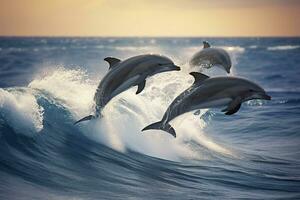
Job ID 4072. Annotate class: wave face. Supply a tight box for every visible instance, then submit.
[0,37,300,199]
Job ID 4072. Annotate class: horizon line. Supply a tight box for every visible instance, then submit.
[0,35,300,38]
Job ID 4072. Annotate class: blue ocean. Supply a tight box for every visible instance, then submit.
[0,37,299,199]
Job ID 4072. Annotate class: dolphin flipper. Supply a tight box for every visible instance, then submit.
[104,57,121,69]
[74,115,94,125]
[222,97,242,115]
[225,103,241,115]
[189,72,209,84]
[142,121,176,138]
[136,80,146,94]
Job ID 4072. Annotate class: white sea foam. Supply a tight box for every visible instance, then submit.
[249,45,258,49]
[29,67,96,118]
[267,45,300,51]
[0,88,44,135]
[220,46,245,53]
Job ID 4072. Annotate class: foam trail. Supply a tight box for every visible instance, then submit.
[0,88,44,135]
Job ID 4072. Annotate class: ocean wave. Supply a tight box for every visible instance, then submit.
[0,88,44,135]
[28,67,96,118]
[1,37,299,200]
[0,67,235,160]
[267,45,300,51]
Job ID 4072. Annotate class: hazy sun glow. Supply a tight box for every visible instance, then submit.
[1,0,300,37]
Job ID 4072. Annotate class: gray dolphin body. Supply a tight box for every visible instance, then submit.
[74,54,180,124]
[189,41,232,73]
[142,72,271,137]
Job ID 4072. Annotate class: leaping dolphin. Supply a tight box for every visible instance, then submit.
[142,72,271,137]
[189,41,232,73]
[74,54,180,124]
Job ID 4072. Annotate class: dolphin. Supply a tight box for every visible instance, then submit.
[74,54,180,124]
[189,41,232,73]
[142,72,271,137]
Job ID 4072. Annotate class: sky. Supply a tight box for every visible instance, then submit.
[1,0,300,37]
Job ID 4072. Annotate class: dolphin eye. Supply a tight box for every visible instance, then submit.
[249,89,254,92]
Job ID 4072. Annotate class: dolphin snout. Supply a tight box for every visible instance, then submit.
[226,68,230,73]
[160,63,181,71]
[249,92,271,101]
[261,93,271,100]
[173,65,181,71]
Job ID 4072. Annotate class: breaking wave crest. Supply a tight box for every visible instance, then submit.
[0,67,235,161]
[0,88,44,135]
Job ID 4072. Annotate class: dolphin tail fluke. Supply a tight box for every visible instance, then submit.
[142,121,176,138]
[74,115,94,125]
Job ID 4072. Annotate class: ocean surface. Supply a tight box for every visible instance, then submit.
[0,37,299,199]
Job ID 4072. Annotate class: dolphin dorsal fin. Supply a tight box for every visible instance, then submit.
[189,72,209,84]
[203,41,211,48]
[104,57,121,69]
